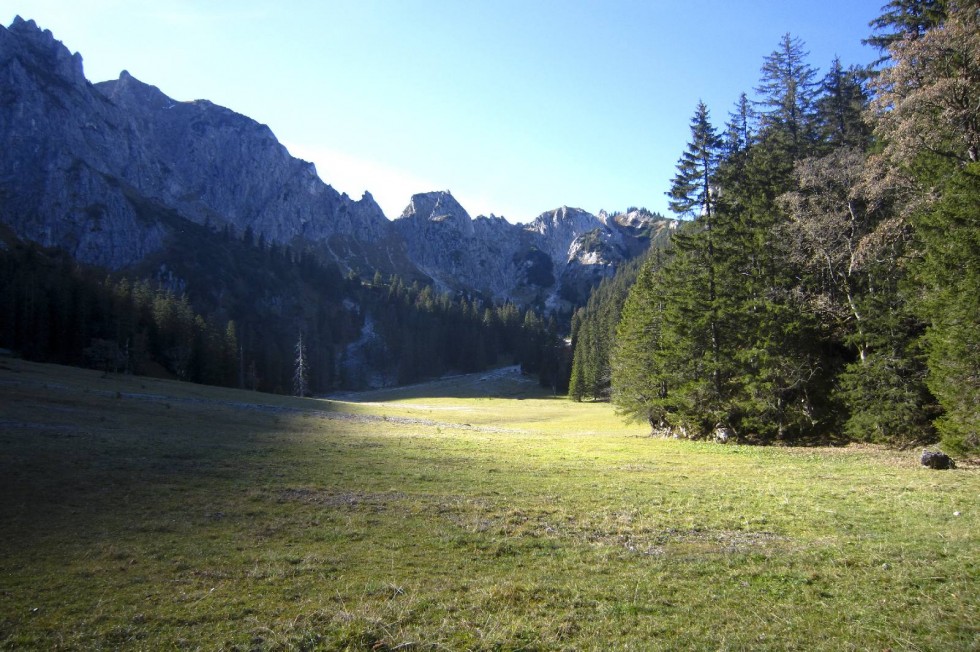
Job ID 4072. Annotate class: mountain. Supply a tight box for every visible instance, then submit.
[0,16,674,309]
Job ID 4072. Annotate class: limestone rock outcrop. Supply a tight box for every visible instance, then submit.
[1,16,674,307]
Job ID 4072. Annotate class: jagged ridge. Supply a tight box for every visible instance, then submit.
[0,16,675,308]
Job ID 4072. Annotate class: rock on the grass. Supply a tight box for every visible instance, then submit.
[920,449,955,470]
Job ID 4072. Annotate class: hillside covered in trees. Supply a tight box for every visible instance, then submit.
[571,1,978,456]
[0,223,566,394]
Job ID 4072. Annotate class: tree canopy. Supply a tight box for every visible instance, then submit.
[596,6,978,455]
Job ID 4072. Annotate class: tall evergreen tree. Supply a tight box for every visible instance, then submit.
[867,0,980,453]
[724,93,755,157]
[569,252,656,402]
[669,101,724,218]
[666,102,727,422]
[912,163,980,453]
[816,57,872,150]
[755,33,821,159]
[864,0,948,55]
[612,255,671,430]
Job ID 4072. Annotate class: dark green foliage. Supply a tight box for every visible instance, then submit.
[608,104,738,437]
[815,58,873,150]
[864,0,948,55]
[754,34,821,159]
[866,2,979,454]
[568,255,647,401]
[609,23,964,447]
[661,103,730,434]
[911,162,980,454]
[837,334,936,445]
[0,226,561,394]
[363,278,555,389]
[779,147,936,444]
[724,93,755,161]
[0,238,240,386]
[611,255,670,428]
[668,101,723,218]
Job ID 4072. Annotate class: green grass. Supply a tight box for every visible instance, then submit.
[1,359,977,650]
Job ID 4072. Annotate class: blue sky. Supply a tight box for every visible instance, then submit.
[11,1,884,222]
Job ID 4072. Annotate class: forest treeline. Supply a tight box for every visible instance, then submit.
[0,224,565,394]
[569,1,978,455]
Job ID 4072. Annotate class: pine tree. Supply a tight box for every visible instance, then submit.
[612,256,671,430]
[568,329,587,401]
[722,93,756,183]
[667,101,724,357]
[755,33,821,159]
[567,253,652,402]
[815,57,872,150]
[864,0,948,56]
[913,162,980,454]
[669,101,724,218]
[663,103,730,434]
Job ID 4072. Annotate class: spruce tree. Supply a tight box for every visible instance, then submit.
[864,0,948,55]
[913,162,980,454]
[568,252,654,402]
[610,103,733,436]
[668,101,724,394]
[815,58,872,150]
[867,0,980,453]
[612,256,670,430]
[669,101,724,218]
[755,33,821,160]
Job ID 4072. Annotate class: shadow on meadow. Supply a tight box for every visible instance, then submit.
[0,358,352,543]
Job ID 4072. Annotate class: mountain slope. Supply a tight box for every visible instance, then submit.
[0,16,673,307]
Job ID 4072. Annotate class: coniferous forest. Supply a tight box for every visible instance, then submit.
[0,224,564,395]
[571,2,978,455]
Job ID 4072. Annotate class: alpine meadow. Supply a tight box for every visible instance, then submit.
[1,1,979,650]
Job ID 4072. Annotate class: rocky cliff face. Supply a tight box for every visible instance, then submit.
[393,193,672,307]
[0,17,166,268]
[0,16,413,276]
[0,16,673,308]
[393,191,529,299]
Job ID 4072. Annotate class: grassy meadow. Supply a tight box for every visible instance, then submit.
[0,359,977,650]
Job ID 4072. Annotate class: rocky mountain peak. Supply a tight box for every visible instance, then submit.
[3,16,85,86]
[398,190,474,237]
[1,17,666,311]
[525,206,604,270]
[98,70,175,111]
[529,206,601,235]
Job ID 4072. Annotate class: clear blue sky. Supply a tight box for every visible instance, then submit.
[10,1,884,222]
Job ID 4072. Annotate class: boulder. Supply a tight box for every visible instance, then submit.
[920,449,955,470]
